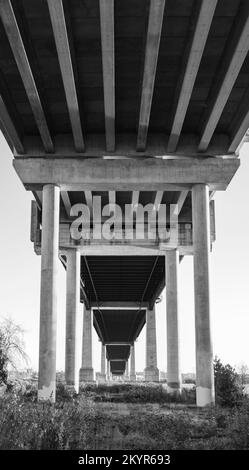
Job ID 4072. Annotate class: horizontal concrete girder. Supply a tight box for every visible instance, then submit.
[104,342,133,346]
[36,243,193,257]
[59,224,193,255]
[92,302,148,309]
[13,157,240,192]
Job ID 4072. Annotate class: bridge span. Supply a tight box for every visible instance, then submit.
[0,0,247,405]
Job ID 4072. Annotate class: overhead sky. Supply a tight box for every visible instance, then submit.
[0,132,248,374]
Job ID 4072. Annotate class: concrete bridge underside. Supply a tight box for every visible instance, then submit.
[0,0,248,405]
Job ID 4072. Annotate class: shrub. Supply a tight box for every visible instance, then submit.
[214,357,243,407]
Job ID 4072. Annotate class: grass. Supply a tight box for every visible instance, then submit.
[0,382,249,450]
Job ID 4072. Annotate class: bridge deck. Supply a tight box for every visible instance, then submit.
[0,0,248,157]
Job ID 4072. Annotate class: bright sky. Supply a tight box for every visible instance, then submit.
[0,132,248,374]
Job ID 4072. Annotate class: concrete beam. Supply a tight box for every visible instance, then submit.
[13,157,240,192]
[61,191,71,218]
[0,0,54,152]
[47,0,84,152]
[131,191,139,217]
[0,94,24,153]
[17,132,234,158]
[198,4,249,152]
[228,85,249,154]
[69,233,193,256]
[33,243,193,257]
[99,0,115,151]
[153,191,163,211]
[110,358,127,362]
[168,0,217,152]
[92,302,148,309]
[137,0,165,150]
[175,190,189,215]
[109,190,116,208]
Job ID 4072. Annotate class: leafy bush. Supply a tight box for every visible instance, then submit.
[214,357,243,407]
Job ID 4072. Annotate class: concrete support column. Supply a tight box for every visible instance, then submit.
[166,249,181,394]
[107,360,110,381]
[124,360,129,381]
[192,184,214,406]
[65,249,80,389]
[101,343,106,380]
[130,343,136,381]
[79,306,94,383]
[38,184,60,402]
[144,307,159,382]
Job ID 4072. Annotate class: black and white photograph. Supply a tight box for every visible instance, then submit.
[0,0,249,464]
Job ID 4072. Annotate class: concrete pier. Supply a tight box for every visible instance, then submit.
[65,249,80,389]
[130,343,136,381]
[144,307,159,382]
[166,249,181,394]
[38,184,60,402]
[192,184,215,406]
[124,360,129,381]
[100,343,106,381]
[79,307,94,383]
[107,360,110,380]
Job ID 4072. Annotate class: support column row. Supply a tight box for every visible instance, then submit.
[37,183,214,407]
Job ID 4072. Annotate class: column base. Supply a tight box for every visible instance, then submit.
[130,374,136,382]
[96,372,106,384]
[196,386,215,407]
[38,381,56,403]
[64,384,78,395]
[167,381,181,395]
[144,367,159,382]
[79,367,94,383]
